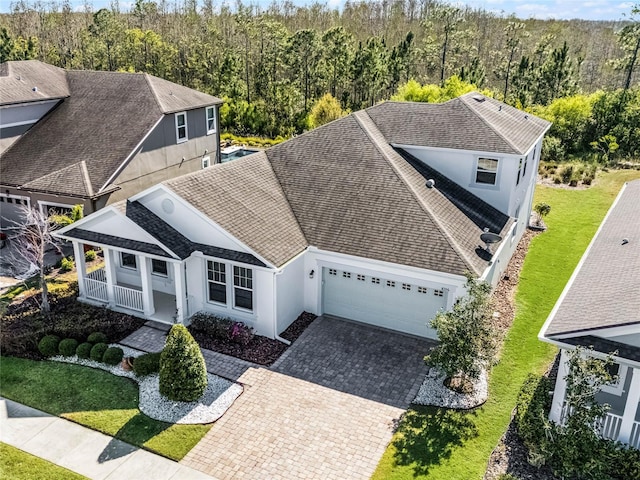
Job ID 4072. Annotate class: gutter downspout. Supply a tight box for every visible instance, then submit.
[272,269,291,346]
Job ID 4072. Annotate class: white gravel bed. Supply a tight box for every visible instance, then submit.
[50,344,243,424]
[413,367,488,409]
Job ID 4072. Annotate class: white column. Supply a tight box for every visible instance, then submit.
[549,349,570,423]
[72,242,86,297]
[618,367,640,445]
[140,257,155,317]
[173,261,186,324]
[103,249,117,306]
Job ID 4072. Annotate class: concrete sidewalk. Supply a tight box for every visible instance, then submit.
[0,397,216,480]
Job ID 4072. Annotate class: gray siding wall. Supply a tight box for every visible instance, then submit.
[107,106,220,204]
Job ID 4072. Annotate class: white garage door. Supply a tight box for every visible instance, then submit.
[322,267,447,339]
[0,195,29,228]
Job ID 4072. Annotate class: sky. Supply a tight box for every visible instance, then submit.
[2,0,634,21]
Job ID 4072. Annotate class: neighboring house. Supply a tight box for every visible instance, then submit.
[54,93,550,341]
[0,60,222,228]
[539,179,640,450]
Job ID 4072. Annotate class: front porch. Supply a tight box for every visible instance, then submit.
[73,242,187,325]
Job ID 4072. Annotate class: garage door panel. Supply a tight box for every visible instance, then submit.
[322,267,445,339]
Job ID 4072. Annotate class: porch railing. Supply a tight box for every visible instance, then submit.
[85,278,108,302]
[631,421,640,449]
[114,285,143,312]
[87,268,106,282]
[561,403,634,448]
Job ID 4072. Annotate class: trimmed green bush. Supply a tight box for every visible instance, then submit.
[76,342,93,359]
[133,351,162,377]
[59,257,74,272]
[84,250,96,261]
[58,338,79,357]
[514,374,552,450]
[102,346,124,365]
[159,325,207,402]
[89,342,108,362]
[37,335,61,357]
[189,313,233,341]
[87,332,108,344]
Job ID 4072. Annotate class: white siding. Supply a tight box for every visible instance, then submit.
[81,209,165,246]
[275,253,306,334]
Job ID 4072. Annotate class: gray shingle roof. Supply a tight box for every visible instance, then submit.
[164,152,307,268]
[366,92,550,156]
[543,180,640,337]
[0,61,222,198]
[64,228,172,257]
[0,60,69,106]
[560,335,640,363]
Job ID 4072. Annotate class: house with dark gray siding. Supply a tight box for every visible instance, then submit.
[0,60,222,227]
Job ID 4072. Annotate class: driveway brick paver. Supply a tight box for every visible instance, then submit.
[272,315,436,408]
[181,367,403,480]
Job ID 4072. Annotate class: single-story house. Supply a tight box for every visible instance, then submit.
[54,92,550,340]
[0,60,222,228]
[539,179,640,449]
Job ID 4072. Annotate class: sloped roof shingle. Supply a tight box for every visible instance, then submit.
[0,60,69,106]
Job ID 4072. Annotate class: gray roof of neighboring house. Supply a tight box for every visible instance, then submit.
[165,152,308,268]
[0,61,222,198]
[366,92,551,156]
[543,180,640,338]
[0,60,70,106]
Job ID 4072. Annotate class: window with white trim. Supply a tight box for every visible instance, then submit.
[418,286,428,294]
[371,277,380,284]
[516,158,523,186]
[523,154,528,176]
[233,266,253,311]
[343,271,351,279]
[386,280,396,287]
[402,283,411,291]
[602,363,628,396]
[120,252,137,270]
[206,106,217,135]
[175,112,188,143]
[152,259,168,276]
[207,261,227,304]
[328,268,337,275]
[202,155,211,169]
[476,158,498,185]
[357,274,365,281]
[434,289,444,297]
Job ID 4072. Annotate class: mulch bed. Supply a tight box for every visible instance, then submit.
[190,312,317,366]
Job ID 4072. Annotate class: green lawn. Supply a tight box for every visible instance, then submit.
[0,442,88,480]
[0,356,211,461]
[372,170,640,480]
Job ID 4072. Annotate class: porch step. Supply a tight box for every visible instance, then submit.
[144,320,172,333]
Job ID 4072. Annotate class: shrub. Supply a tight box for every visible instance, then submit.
[59,257,74,272]
[559,164,574,183]
[87,332,108,344]
[76,342,93,359]
[230,321,254,347]
[37,335,61,357]
[90,342,108,362]
[497,475,519,480]
[58,338,79,357]
[542,136,565,162]
[159,325,208,401]
[189,313,233,341]
[133,351,162,376]
[102,346,124,365]
[514,374,553,450]
[85,250,96,261]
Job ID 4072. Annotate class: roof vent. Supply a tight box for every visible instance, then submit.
[622,238,629,245]
[524,114,529,120]
[498,105,502,111]
[426,179,436,188]
[32,86,37,92]
[472,95,485,102]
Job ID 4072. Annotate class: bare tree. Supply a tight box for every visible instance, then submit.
[6,205,61,314]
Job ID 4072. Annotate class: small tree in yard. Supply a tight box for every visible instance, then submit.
[159,324,208,402]
[425,273,496,393]
[6,205,60,314]
[533,202,551,226]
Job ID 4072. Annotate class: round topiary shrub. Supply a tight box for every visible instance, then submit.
[38,335,61,357]
[102,346,124,365]
[76,342,93,359]
[58,338,79,357]
[133,351,162,377]
[90,342,108,362]
[159,325,207,402]
[87,332,108,344]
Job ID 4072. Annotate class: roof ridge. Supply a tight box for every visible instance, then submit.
[142,73,164,113]
[458,94,521,155]
[79,160,94,197]
[353,110,477,274]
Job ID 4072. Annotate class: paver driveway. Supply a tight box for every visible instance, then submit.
[182,316,436,479]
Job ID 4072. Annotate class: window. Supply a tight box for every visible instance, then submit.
[371,277,380,284]
[202,155,211,169]
[516,158,523,186]
[152,259,168,276]
[434,289,444,297]
[207,261,227,304]
[418,286,428,294]
[328,268,337,276]
[121,252,137,270]
[357,274,365,281]
[602,364,628,395]
[402,283,411,291]
[386,280,396,288]
[206,106,216,135]
[476,158,498,185]
[343,271,351,279]
[233,266,253,310]
[175,112,188,143]
[523,154,528,176]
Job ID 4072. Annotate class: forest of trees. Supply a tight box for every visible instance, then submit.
[1,0,639,157]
